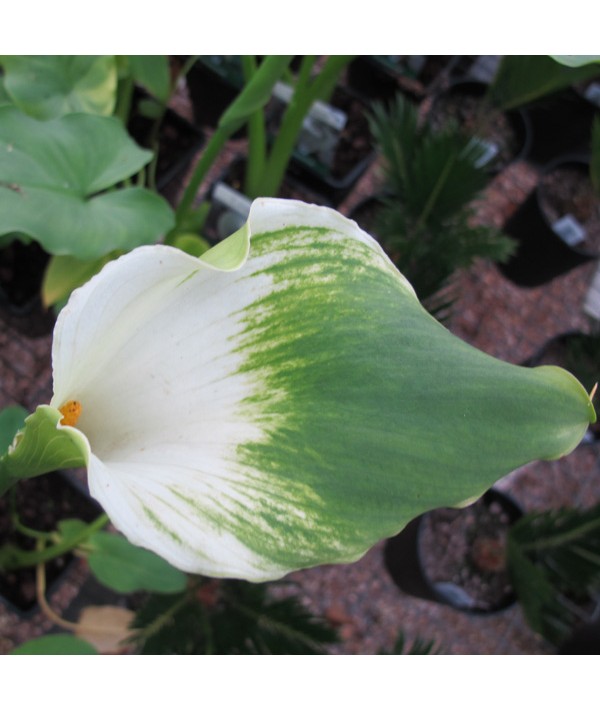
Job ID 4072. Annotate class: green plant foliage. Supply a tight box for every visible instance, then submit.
[0,56,118,120]
[0,406,27,454]
[87,532,188,594]
[41,253,116,309]
[131,580,337,654]
[368,95,514,314]
[488,55,600,111]
[218,55,293,133]
[10,634,98,655]
[127,56,171,104]
[380,630,441,655]
[0,106,174,259]
[507,503,600,646]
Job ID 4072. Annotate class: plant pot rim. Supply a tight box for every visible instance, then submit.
[384,487,523,615]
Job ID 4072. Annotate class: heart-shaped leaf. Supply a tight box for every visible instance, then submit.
[0,55,118,119]
[88,531,188,594]
[0,106,174,258]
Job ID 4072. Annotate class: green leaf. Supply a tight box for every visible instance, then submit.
[10,634,98,655]
[58,518,91,541]
[550,55,600,68]
[0,405,89,496]
[0,106,174,259]
[218,55,293,133]
[171,233,211,258]
[42,253,115,308]
[0,56,118,120]
[488,55,600,111]
[87,532,188,594]
[128,56,170,104]
[0,405,28,454]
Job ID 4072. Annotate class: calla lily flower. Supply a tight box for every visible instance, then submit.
[10,199,594,581]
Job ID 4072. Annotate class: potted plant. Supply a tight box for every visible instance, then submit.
[498,148,600,287]
[346,55,464,104]
[426,79,532,172]
[351,94,515,318]
[0,56,179,322]
[485,55,600,165]
[507,502,600,651]
[383,488,523,614]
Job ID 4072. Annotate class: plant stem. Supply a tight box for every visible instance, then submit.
[0,512,109,571]
[175,126,230,224]
[241,56,267,199]
[146,55,200,192]
[114,74,134,124]
[258,55,353,199]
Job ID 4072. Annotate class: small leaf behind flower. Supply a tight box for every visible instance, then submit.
[87,531,188,594]
[0,405,28,454]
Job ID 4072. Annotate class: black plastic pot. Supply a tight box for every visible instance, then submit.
[128,91,205,205]
[347,55,464,104]
[525,87,598,166]
[428,80,532,173]
[185,56,246,137]
[383,488,523,615]
[498,157,599,287]
[558,620,600,654]
[0,240,55,338]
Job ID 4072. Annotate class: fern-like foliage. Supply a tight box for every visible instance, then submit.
[379,630,442,655]
[367,95,514,317]
[129,578,337,654]
[507,504,600,647]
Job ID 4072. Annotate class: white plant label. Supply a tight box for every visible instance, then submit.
[273,82,347,166]
[473,139,500,168]
[552,214,587,247]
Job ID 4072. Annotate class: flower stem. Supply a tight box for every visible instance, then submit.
[0,512,109,571]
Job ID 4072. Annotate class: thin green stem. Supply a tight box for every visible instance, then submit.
[259,55,353,198]
[175,126,230,224]
[114,74,134,124]
[0,513,109,571]
[241,56,267,198]
[146,55,200,192]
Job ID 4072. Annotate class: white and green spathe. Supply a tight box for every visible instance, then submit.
[9,199,595,581]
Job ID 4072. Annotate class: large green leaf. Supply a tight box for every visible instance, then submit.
[488,55,600,110]
[87,531,188,594]
[0,56,118,119]
[0,106,174,258]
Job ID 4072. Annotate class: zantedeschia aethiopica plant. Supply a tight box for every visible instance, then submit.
[0,199,595,581]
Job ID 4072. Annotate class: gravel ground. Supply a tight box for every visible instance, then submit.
[1,70,599,655]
